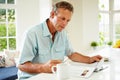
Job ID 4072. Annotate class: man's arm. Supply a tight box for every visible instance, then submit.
[68,52,102,64]
[18,60,62,73]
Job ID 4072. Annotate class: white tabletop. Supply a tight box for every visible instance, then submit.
[27,47,120,80]
[27,71,110,80]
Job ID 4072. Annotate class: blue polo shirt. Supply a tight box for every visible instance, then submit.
[18,19,74,79]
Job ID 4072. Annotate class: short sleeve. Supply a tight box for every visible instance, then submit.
[64,32,75,56]
[19,31,37,64]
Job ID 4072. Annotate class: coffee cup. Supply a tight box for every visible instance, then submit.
[52,63,68,80]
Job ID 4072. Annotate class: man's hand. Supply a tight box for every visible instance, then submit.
[42,60,62,73]
[90,55,102,63]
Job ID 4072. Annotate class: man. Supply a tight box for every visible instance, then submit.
[18,1,102,80]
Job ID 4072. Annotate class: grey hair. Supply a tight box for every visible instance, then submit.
[53,1,74,13]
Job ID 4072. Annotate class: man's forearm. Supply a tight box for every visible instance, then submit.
[18,62,50,73]
[68,52,91,64]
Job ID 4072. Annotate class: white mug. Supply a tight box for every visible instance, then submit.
[52,63,68,80]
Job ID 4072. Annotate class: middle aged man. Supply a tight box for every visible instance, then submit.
[18,1,102,80]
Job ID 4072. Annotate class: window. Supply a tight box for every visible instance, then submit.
[99,0,120,46]
[0,0,16,51]
[114,0,120,40]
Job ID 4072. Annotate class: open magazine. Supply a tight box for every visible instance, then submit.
[68,58,104,78]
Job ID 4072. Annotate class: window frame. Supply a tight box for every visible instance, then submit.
[99,0,120,45]
[0,0,17,51]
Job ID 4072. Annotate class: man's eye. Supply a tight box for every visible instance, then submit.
[67,20,70,22]
[61,18,65,20]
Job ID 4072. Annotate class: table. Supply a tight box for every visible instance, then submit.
[27,47,120,80]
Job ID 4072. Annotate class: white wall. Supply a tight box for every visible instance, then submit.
[17,0,52,49]
[82,0,99,52]
[17,0,99,53]
[39,0,52,22]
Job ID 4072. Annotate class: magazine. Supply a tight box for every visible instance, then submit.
[68,58,104,78]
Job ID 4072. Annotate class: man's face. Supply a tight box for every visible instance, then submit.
[53,8,72,32]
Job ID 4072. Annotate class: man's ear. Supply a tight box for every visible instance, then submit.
[50,11,55,18]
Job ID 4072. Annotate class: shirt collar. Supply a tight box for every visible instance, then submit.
[42,19,51,37]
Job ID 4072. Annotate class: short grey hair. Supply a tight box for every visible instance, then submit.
[53,1,74,13]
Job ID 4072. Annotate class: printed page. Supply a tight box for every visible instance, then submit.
[94,58,104,72]
[68,65,95,78]
[68,58,104,78]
